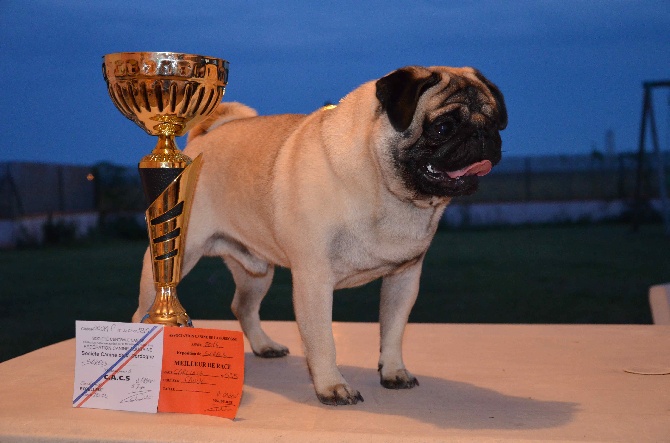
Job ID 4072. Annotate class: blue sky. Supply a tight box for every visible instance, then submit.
[0,0,668,166]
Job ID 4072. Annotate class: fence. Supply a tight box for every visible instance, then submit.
[0,162,146,247]
[0,162,96,218]
[0,152,668,245]
[460,152,668,204]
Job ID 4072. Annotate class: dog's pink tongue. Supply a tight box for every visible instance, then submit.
[446,160,493,179]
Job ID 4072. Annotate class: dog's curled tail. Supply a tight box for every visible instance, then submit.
[187,102,258,142]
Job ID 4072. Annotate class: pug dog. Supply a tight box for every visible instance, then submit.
[134,66,507,405]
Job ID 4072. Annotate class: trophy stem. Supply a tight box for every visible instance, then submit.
[154,133,180,156]
[140,135,191,169]
[138,153,203,328]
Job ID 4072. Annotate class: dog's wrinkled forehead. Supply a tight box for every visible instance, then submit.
[425,69,497,124]
[375,66,507,133]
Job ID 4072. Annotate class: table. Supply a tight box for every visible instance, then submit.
[1,320,669,442]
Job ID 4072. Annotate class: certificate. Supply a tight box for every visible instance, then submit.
[72,321,164,413]
[159,327,245,419]
[72,322,244,418]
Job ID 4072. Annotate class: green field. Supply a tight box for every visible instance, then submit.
[1,223,668,362]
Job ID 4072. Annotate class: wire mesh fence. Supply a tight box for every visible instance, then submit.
[459,152,669,204]
[1,152,668,218]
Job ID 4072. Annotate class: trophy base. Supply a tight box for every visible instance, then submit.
[141,286,193,327]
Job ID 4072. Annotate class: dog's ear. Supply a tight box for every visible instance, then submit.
[472,69,507,130]
[376,67,441,133]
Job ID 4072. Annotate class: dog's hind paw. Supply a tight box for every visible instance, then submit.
[253,345,289,358]
[317,384,364,406]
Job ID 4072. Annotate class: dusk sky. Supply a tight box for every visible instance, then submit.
[1,0,669,166]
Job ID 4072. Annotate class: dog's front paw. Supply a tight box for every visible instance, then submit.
[379,367,419,389]
[316,384,364,405]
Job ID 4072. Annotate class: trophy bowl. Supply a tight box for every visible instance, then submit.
[102,52,229,137]
[102,52,229,327]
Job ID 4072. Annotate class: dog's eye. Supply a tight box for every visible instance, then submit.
[426,118,455,140]
[435,122,452,136]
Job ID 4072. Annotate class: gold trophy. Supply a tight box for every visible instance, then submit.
[102,52,229,326]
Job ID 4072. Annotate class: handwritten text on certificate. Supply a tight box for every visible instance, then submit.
[72,321,164,413]
[159,328,245,419]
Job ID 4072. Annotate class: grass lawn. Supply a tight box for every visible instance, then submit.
[1,223,667,362]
